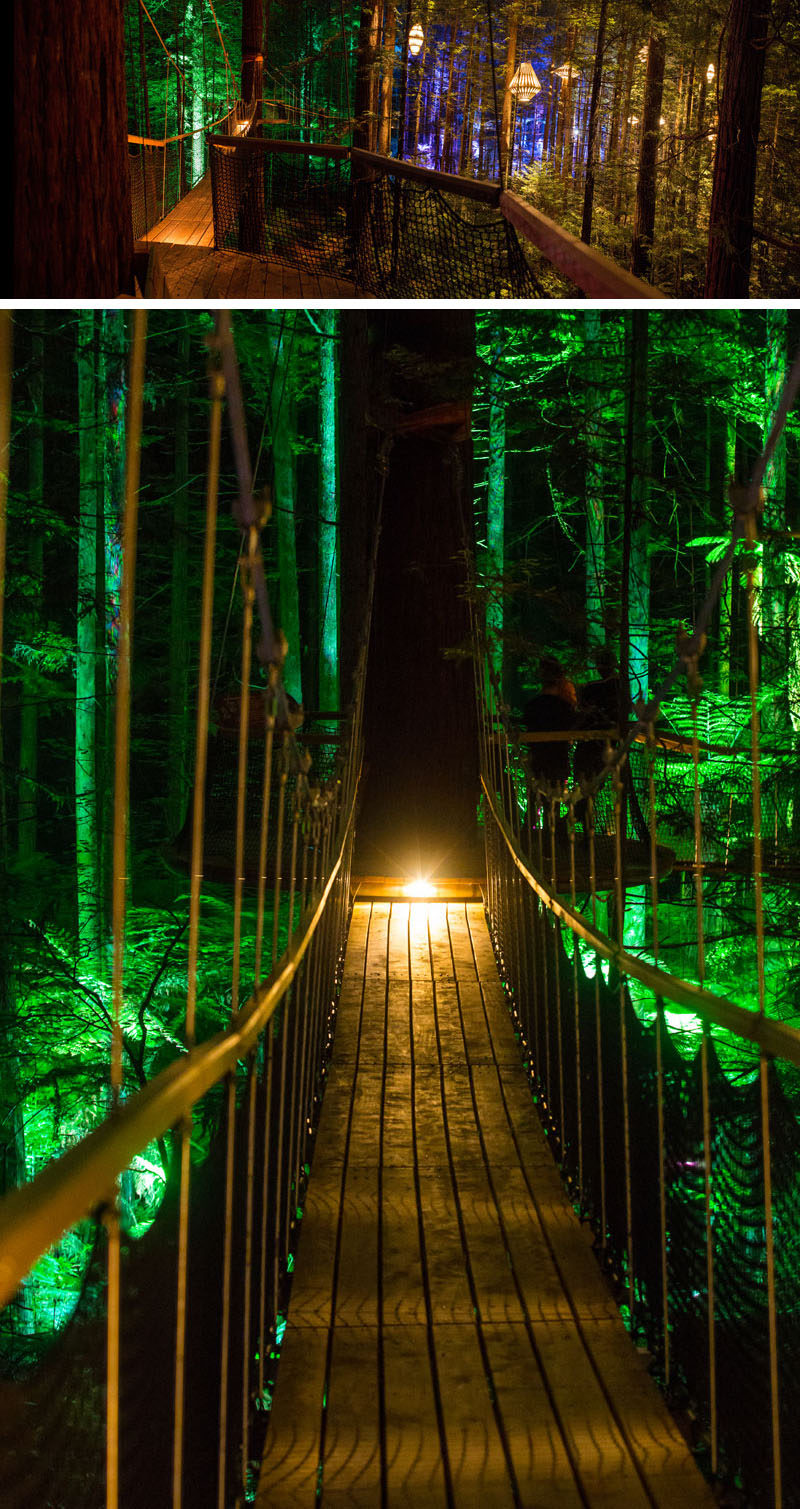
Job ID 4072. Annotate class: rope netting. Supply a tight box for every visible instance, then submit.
[208,140,544,297]
[477,344,800,1506]
[130,99,256,240]
[0,315,386,1507]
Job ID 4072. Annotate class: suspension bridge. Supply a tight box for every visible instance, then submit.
[2,314,799,1509]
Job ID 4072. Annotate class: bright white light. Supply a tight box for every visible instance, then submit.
[404,879,435,899]
[706,62,715,82]
[409,23,424,56]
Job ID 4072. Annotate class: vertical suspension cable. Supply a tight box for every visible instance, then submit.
[646,720,669,1386]
[107,310,147,1509]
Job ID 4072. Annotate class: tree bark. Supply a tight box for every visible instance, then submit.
[14,0,134,295]
[378,3,398,156]
[631,23,667,281]
[500,4,521,185]
[269,322,303,704]
[581,0,609,244]
[319,311,339,714]
[486,318,506,687]
[167,317,191,836]
[584,311,606,651]
[628,312,651,705]
[18,317,44,864]
[76,314,101,965]
[353,0,382,153]
[704,0,770,296]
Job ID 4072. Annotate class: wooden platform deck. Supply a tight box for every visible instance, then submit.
[257,900,715,1509]
[136,174,364,298]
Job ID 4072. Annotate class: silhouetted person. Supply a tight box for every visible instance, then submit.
[574,649,620,829]
[522,657,577,792]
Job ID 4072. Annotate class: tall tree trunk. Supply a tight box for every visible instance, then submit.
[378,3,398,155]
[581,0,609,244]
[631,19,667,280]
[76,314,101,966]
[486,318,506,688]
[704,0,770,296]
[14,0,134,295]
[353,0,382,153]
[269,321,302,704]
[627,313,651,706]
[500,4,521,185]
[761,308,788,738]
[584,311,606,651]
[458,24,479,174]
[18,317,45,864]
[167,317,191,835]
[319,311,339,714]
[99,313,126,949]
[718,409,736,699]
[242,0,264,122]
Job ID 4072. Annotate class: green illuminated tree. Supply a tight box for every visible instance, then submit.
[76,314,101,968]
[318,309,339,712]
[269,317,303,704]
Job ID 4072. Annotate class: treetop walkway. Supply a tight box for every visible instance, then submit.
[1,314,798,1509]
[130,103,665,302]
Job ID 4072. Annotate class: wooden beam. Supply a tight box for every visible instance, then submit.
[207,135,350,160]
[351,147,502,204]
[499,191,667,299]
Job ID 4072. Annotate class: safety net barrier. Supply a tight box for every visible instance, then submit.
[207,138,657,299]
[0,313,382,1508]
[474,346,800,1509]
[129,98,256,242]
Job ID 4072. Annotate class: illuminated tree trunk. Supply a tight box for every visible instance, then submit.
[241,0,263,116]
[718,411,736,699]
[761,308,788,737]
[378,3,397,156]
[625,312,651,707]
[500,3,521,185]
[486,317,506,687]
[440,27,458,173]
[319,311,339,713]
[167,317,191,835]
[584,311,606,651]
[76,314,101,965]
[353,0,382,152]
[613,41,637,222]
[457,24,479,174]
[18,317,44,864]
[581,0,609,244]
[14,0,134,295]
[704,0,770,296]
[631,20,667,281]
[269,322,302,704]
[99,313,126,946]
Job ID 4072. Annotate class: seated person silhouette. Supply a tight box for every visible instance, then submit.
[522,657,577,795]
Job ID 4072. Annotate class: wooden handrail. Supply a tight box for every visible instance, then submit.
[208,135,349,160]
[499,191,667,300]
[350,148,501,205]
[0,786,357,1309]
[482,774,800,1066]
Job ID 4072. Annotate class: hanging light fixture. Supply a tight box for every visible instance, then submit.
[554,62,579,82]
[509,61,541,102]
[638,44,649,62]
[706,61,715,82]
[408,22,424,56]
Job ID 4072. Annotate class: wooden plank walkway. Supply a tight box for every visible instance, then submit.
[257,900,716,1509]
[136,174,364,298]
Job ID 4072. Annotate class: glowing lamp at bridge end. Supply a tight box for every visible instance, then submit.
[403,878,436,899]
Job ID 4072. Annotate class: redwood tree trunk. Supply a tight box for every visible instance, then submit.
[631,24,666,280]
[704,0,770,296]
[14,0,134,295]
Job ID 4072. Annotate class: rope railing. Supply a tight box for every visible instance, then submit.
[0,316,384,1509]
[206,137,661,299]
[474,355,800,1509]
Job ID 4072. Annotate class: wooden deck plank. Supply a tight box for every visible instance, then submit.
[258,900,716,1509]
[133,241,368,300]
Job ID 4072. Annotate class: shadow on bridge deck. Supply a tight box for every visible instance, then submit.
[258,900,715,1508]
[134,175,365,299]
